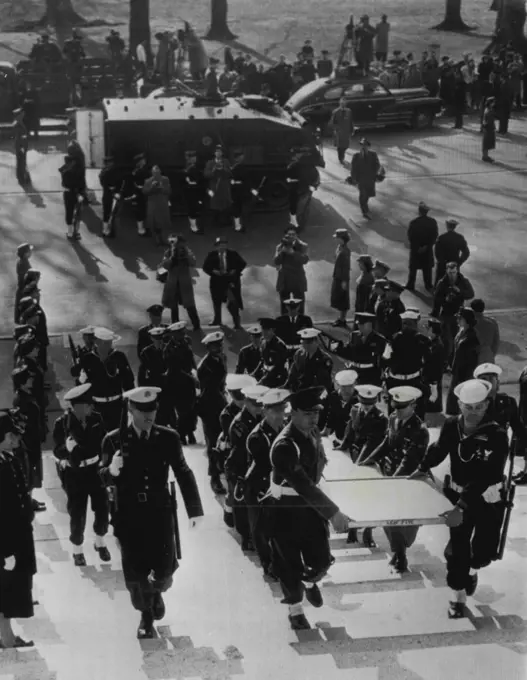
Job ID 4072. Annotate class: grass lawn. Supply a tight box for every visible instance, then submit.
[0,0,497,65]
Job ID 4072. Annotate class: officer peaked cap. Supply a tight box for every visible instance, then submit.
[289,386,327,411]
[147,304,164,316]
[64,383,93,405]
[123,386,162,411]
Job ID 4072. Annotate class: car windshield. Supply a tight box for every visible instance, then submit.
[286,79,329,108]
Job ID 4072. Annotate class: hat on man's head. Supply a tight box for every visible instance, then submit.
[357,254,373,267]
[335,369,358,387]
[400,310,420,321]
[454,378,492,404]
[333,228,351,243]
[79,326,95,336]
[446,218,459,228]
[359,137,371,147]
[123,386,162,411]
[388,385,422,406]
[134,152,146,162]
[418,201,430,212]
[14,324,36,340]
[15,333,38,356]
[427,318,441,333]
[283,294,302,306]
[247,324,262,335]
[242,385,269,402]
[209,57,220,65]
[0,409,26,440]
[93,327,121,342]
[64,383,93,406]
[17,243,33,257]
[259,318,277,330]
[13,107,23,116]
[458,307,476,327]
[355,312,376,324]
[473,363,502,379]
[12,365,32,387]
[168,321,186,332]
[18,296,37,313]
[22,281,39,297]
[374,259,390,273]
[214,236,227,246]
[355,384,383,403]
[148,326,167,338]
[259,388,290,407]
[297,328,321,340]
[226,374,257,392]
[202,331,224,345]
[288,386,327,411]
[386,281,405,294]
[147,304,164,316]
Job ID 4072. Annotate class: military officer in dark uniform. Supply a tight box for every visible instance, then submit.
[130,153,149,236]
[412,379,509,618]
[434,218,470,285]
[13,108,29,185]
[0,409,37,649]
[360,386,429,573]
[70,326,97,384]
[320,369,358,441]
[78,327,135,432]
[334,312,387,385]
[100,387,204,639]
[230,149,250,233]
[385,309,431,419]
[267,387,351,630]
[182,150,203,235]
[235,325,263,375]
[197,331,228,494]
[137,327,176,429]
[59,145,86,240]
[52,384,110,566]
[137,304,167,359]
[376,280,406,341]
[245,388,290,577]
[275,294,313,349]
[286,146,320,229]
[424,318,445,413]
[163,321,198,443]
[286,328,333,393]
[254,318,290,388]
[405,201,438,292]
[516,364,527,485]
[225,384,268,550]
[99,155,123,238]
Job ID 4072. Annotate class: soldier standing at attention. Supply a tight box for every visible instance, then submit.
[130,153,150,237]
[286,328,333,393]
[412,379,509,618]
[267,387,351,630]
[424,318,446,413]
[70,326,97,384]
[235,325,263,375]
[184,150,204,234]
[360,386,429,573]
[100,387,203,639]
[13,108,29,185]
[197,331,228,495]
[334,312,386,385]
[52,384,110,567]
[405,201,438,293]
[99,155,122,238]
[137,305,167,360]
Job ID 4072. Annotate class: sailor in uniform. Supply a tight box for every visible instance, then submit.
[334,312,387,385]
[235,325,263,376]
[253,318,290,388]
[286,328,333,393]
[274,294,313,349]
[321,369,358,443]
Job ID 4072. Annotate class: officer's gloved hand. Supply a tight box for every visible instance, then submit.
[4,555,16,571]
[65,436,77,453]
[109,451,123,477]
[331,510,352,534]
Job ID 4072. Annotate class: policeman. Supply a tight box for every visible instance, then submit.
[376,280,406,341]
[334,312,387,385]
[100,387,204,639]
[385,309,431,419]
[184,150,204,234]
[163,321,198,444]
[52,384,110,566]
[254,318,290,388]
[286,146,320,229]
[225,384,268,551]
[235,325,263,375]
[424,318,445,413]
[275,294,314,348]
[197,331,228,495]
[13,108,29,185]
[130,153,149,236]
[59,145,86,240]
[413,379,509,618]
[286,328,333,393]
[231,148,249,233]
[360,386,429,573]
[473,363,526,459]
[245,388,290,577]
[0,409,36,650]
[79,327,135,432]
[99,155,123,238]
[268,387,351,630]
[321,369,358,442]
[137,304,167,359]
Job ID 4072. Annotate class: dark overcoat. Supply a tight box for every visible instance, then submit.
[203,248,246,310]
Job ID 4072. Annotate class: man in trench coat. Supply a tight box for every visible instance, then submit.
[203,237,246,328]
[330,98,354,164]
[406,201,438,293]
[348,138,381,218]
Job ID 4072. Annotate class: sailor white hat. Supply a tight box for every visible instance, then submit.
[473,363,502,378]
[93,327,121,342]
[388,385,422,404]
[454,379,492,404]
[63,383,92,403]
[79,326,95,335]
[247,324,262,335]
[284,293,302,305]
[400,310,420,321]
[168,321,186,332]
[297,327,321,340]
[148,326,167,337]
[123,386,162,407]
[259,388,290,406]
[203,331,224,345]
[335,369,358,386]
[242,385,269,401]
[355,384,383,401]
[226,374,257,391]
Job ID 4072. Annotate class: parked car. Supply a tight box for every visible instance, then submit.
[285,77,442,134]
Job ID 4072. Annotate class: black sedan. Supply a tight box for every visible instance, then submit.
[285,77,442,133]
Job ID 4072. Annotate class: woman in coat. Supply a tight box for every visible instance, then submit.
[273,227,309,314]
[160,234,200,329]
[143,165,172,246]
[355,254,374,315]
[330,228,351,327]
[482,97,496,163]
[445,307,480,415]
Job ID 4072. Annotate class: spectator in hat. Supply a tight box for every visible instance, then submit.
[348,138,382,219]
[235,326,263,375]
[355,254,374,315]
[300,39,315,60]
[424,319,445,413]
[204,146,234,227]
[445,308,480,415]
[434,218,470,284]
[143,165,171,247]
[203,237,246,328]
[331,229,352,327]
[481,97,497,163]
[375,15,390,63]
[317,50,333,78]
[160,234,200,328]
[275,295,313,348]
[274,227,309,315]
[470,298,500,363]
[330,97,354,165]
[354,15,376,73]
[14,244,33,324]
[406,201,438,293]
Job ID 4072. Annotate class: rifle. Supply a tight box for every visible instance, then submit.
[170,480,182,560]
[68,333,80,366]
[496,448,516,561]
[108,398,129,512]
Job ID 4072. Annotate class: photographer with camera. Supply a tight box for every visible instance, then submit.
[160,234,200,329]
[273,228,309,315]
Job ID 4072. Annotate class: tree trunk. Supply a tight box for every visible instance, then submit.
[205,0,237,41]
[494,0,527,50]
[45,0,86,26]
[129,0,152,64]
[433,0,471,32]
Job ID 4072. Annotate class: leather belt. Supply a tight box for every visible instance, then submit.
[389,370,421,380]
[451,481,501,503]
[93,395,121,403]
[348,362,374,369]
[62,455,99,469]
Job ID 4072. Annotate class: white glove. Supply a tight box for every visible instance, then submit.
[79,369,88,384]
[109,451,123,477]
[65,437,77,453]
[251,188,258,196]
[382,344,393,360]
[189,516,204,530]
[58,459,69,470]
[430,385,438,401]
[4,555,16,571]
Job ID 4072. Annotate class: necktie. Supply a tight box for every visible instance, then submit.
[140,431,148,442]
